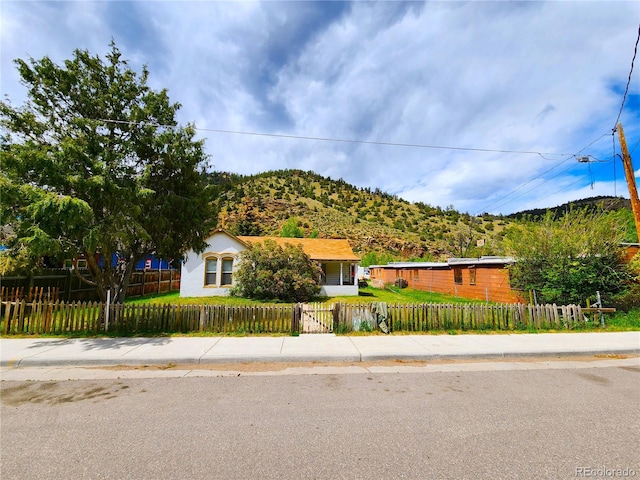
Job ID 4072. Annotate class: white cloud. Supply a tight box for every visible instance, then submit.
[2,1,639,215]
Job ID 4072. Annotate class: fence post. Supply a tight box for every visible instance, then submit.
[596,291,605,327]
[104,290,110,333]
[141,270,146,297]
[27,271,35,302]
[199,305,205,332]
[2,301,12,335]
[332,303,341,332]
[65,269,72,302]
[291,304,300,335]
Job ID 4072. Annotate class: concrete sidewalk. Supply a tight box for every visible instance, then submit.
[1,331,638,368]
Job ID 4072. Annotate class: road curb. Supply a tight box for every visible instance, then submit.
[3,348,638,368]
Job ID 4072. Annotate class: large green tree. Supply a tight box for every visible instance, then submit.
[231,240,322,302]
[502,209,632,304]
[0,42,214,303]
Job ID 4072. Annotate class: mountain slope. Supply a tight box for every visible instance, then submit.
[207,170,637,260]
[208,170,509,260]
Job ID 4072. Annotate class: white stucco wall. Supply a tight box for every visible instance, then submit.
[180,232,246,297]
[180,232,361,298]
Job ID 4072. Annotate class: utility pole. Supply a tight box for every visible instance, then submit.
[617,122,640,241]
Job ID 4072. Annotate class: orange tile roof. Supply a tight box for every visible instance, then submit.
[237,236,360,262]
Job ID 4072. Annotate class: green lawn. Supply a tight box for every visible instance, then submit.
[317,286,479,305]
[125,286,479,306]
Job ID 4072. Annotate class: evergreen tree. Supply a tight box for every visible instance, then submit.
[0,42,214,303]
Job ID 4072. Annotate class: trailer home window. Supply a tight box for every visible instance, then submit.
[453,267,463,285]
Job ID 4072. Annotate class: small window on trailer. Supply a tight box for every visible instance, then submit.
[453,267,462,285]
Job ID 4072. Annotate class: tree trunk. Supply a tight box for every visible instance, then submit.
[112,254,136,304]
[71,250,138,304]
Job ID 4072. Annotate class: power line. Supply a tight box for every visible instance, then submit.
[611,22,640,197]
[518,175,588,213]
[479,162,579,215]
[92,118,628,215]
[95,118,569,157]
[99,116,604,215]
[194,127,568,156]
[474,157,574,214]
[473,133,610,215]
[613,23,640,129]
[613,131,618,197]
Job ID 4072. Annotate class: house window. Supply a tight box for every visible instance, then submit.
[221,258,233,285]
[205,259,217,286]
[413,269,419,281]
[469,267,476,285]
[453,267,462,285]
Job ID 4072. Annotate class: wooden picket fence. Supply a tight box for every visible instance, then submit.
[1,300,295,335]
[1,286,60,302]
[334,302,588,333]
[1,299,596,336]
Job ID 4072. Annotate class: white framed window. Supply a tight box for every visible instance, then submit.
[221,258,233,286]
[205,258,217,286]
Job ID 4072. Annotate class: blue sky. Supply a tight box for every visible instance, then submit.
[1,1,639,215]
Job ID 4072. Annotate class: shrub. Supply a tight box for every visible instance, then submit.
[503,209,632,305]
[231,240,322,302]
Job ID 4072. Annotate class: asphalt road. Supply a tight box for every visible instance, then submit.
[2,365,639,480]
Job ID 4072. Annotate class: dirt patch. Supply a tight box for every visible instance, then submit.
[1,381,130,407]
[92,359,431,373]
[85,354,638,373]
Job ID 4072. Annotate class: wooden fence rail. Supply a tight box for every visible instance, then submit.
[1,300,594,336]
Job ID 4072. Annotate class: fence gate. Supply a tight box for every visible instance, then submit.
[300,303,334,333]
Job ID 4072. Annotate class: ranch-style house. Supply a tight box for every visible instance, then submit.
[180,230,361,297]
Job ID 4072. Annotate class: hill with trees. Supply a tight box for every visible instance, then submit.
[507,196,632,220]
[207,170,637,263]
